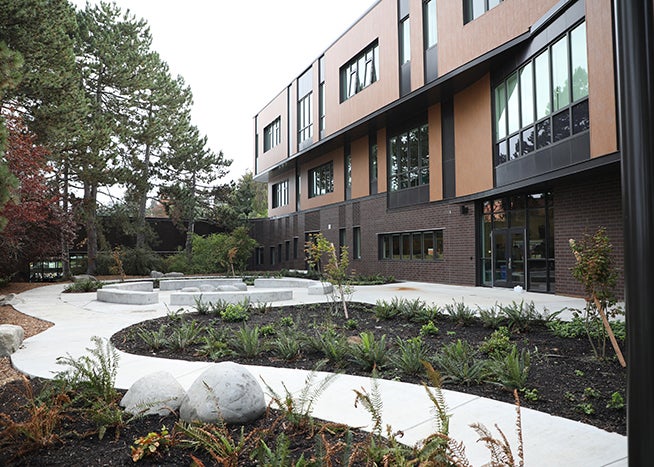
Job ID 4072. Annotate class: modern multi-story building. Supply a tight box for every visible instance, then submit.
[250,0,622,297]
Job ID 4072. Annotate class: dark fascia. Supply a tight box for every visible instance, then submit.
[254,0,580,183]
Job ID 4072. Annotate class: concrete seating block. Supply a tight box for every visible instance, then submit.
[159,278,245,291]
[170,289,292,307]
[103,282,153,292]
[96,288,159,305]
[0,324,24,357]
[308,282,333,295]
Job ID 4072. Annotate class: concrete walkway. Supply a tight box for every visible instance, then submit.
[9,282,626,466]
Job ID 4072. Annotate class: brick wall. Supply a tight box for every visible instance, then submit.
[554,171,624,299]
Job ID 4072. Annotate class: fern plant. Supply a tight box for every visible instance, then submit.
[231,324,264,358]
[175,422,252,467]
[392,336,431,376]
[165,320,203,351]
[136,324,169,351]
[488,345,531,391]
[432,339,488,385]
[445,299,476,326]
[350,331,389,371]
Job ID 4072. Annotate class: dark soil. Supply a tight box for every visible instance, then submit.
[0,301,626,465]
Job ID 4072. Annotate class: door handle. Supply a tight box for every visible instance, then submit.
[508,257,512,270]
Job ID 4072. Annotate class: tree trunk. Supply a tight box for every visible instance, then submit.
[135,146,150,250]
[84,182,98,275]
[60,160,71,279]
[185,219,194,261]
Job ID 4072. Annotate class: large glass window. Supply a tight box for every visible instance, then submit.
[400,18,411,65]
[463,0,503,24]
[272,180,288,208]
[379,230,443,260]
[340,41,379,102]
[493,21,588,166]
[388,124,429,192]
[353,226,361,259]
[263,117,281,152]
[308,161,333,198]
[424,0,437,49]
[298,93,313,145]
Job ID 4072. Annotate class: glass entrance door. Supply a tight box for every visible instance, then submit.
[492,228,526,288]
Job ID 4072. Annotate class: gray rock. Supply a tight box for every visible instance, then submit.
[180,362,265,424]
[150,270,164,278]
[200,285,216,292]
[164,272,184,278]
[181,287,201,293]
[73,274,97,282]
[0,324,25,357]
[215,285,239,291]
[120,371,186,416]
[0,293,15,306]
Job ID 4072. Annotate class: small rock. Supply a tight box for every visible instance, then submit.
[180,362,265,424]
[200,285,216,292]
[0,324,25,357]
[347,335,363,346]
[150,270,164,278]
[0,293,15,306]
[216,285,239,292]
[120,371,186,416]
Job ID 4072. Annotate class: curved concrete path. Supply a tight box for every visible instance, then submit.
[9,282,626,466]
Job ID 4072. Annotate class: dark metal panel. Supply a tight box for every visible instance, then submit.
[425,46,438,84]
[441,99,455,199]
[615,1,654,463]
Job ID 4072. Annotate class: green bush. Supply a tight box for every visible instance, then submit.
[433,339,488,385]
[478,326,513,358]
[220,302,250,322]
[63,279,103,293]
[488,345,531,391]
[120,247,164,276]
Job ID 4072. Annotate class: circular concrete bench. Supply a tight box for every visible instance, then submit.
[159,278,246,291]
[170,289,293,306]
[97,282,159,305]
[253,278,332,295]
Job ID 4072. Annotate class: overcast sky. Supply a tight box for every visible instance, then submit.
[71,0,376,184]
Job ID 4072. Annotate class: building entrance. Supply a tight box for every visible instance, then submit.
[480,193,555,292]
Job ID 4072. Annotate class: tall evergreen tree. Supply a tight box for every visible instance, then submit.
[75,1,155,274]
[159,117,231,259]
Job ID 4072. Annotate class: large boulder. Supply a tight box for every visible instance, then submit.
[0,294,16,306]
[150,270,164,278]
[164,272,184,278]
[120,371,186,416]
[0,324,25,357]
[73,274,97,282]
[180,362,265,424]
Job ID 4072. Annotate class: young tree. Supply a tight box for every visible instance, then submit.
[0,115,74,278]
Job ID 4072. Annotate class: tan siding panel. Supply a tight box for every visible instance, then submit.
[428,102,443,201]
[454,75,493,197]
[351,136,370,199]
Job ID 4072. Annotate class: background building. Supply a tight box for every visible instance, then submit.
[251,0,622,297]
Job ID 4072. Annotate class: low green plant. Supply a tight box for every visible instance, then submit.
[258,323,276,337]
[63,279,103,293]
[197,331,234,361]
[373,298,402,320]
[350,331,389,371]
[392,336,431,375]
[131,425,173,462]
[479,326,513,358]
[165,320,203,351]
[231,324,263,358]
[445,299,476,326]
[446,330,456,336]
[176,421,252,467]
[208,299,229,316]
[583,386,600,399]
[220,302,249,322]
[137,324,169,351]
[433,339,488,385]
[564,391,576,402]
[488,345,531,391]
[273,329,302,360]
[501,300,539,333]
[303,328,350,365]
[193,296,211,315]
[574,369,585,377]
[576,402,595,415]
[250,301,272,314]
[606,391,625,410]
[397,298,427,321]
[263,368,338,428]
[410,304,443,324]
[522,388,539,402]
[280,316,295,327]
[478,303,505,329]
[419,320,440,336]
[344,318,358,330]
[251,434,294,466]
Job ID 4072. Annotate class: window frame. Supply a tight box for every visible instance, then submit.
[297,92,313,145]
[271,180,289,209]
[388,123,429,192]
[308,161,334,198]
[263,117,281,152]
[340,40,380,102]
[379,229,443,261]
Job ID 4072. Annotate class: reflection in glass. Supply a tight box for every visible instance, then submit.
[495,84,507,140]
[497,140,508,164]
[507,72,520,134]
[552,109,570,142]
[572,100,589,134]
[536,119,551,148]
[571,22,588,101]
[509,134,520,160]
[520,63,534,126]
[535,51,550,119]
[521,126,534,155]
[552,36,570,111]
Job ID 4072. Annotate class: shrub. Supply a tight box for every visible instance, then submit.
[410,304,443,325]
[478,326,513,358]
[478,303,505,329]
[119,247,164,276]
[273,329,302,361]
[606,391,625,410]
[137,324,168,351]
[231,325,263,358]
[303,328,351,365]
[220,302,250,322]
[500,300,539,333]
[63,279,103,293]
[420,321,440,337]
[373,298,402,320]
[165,320,204,351]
